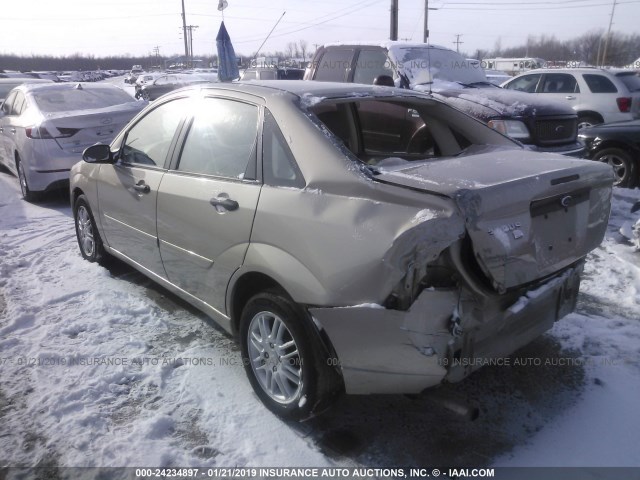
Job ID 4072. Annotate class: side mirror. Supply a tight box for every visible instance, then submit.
[373,75,395,87]
[83,144,114,163]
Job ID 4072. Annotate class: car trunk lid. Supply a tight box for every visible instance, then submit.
[374,146,613,292]
[42,103,142,154]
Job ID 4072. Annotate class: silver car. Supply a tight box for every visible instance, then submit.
[70,81,613,420]
[0,82,146,201]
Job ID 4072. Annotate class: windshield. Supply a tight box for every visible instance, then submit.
[33,87,134,113]
[389,46,487,86]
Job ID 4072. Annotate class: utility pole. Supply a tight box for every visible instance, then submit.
[153,46,160,68]
[186,25,199,67]
[181,0,189,66]
[453,34,464,53]
[390,0,398,41]
[601,0,617,67]
[423,0,429,42]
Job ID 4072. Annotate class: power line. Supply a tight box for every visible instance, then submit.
[232,0,385,44]
[440,0,639,9]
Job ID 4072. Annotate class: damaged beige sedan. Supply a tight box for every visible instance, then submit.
[70,81,613,420]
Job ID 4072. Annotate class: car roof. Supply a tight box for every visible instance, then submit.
[0,78,53,84]
[193,80,427,102]
[321,40,454,53]
[18,82,124,93]
[522,67,617,75]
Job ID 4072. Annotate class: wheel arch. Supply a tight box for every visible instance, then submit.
[576,110,604,124]
[590,140,640,159]
[228,271,286,336]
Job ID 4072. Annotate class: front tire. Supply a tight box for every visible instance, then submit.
[239,291,341,420]
[74,194,107,263]
[595,147,637,188]
[578,115,602,130]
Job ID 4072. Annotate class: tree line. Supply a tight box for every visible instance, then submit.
[473,30,640,66]
[1,31,638,72]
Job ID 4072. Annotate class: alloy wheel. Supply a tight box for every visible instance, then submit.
[76,205,95,257]
[247,311,303,404]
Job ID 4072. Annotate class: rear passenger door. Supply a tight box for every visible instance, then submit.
[156,95,262,315]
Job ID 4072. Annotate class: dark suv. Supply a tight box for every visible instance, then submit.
[305,42,584,156]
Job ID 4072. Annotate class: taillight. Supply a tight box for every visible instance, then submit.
[25,126,78,139]
[25,126,54,139]
[617,97,632,113]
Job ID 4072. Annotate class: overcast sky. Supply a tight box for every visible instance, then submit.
[1,0,639,59]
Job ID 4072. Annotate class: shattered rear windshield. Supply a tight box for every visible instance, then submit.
[309,98,517,167]
[33,87,133,113]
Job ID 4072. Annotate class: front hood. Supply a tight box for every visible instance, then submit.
[580,119,640,136]
[427,88,575,119]
[375,146,613,292]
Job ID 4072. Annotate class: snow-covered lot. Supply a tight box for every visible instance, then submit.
[1,165,640,471]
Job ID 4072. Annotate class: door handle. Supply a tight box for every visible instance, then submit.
[0,127,3,133]
[565,96,576,100]
[10,128,16,134]
[133,180,150,194]
[210,195,239,211]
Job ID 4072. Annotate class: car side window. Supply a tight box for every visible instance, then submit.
[263,109,305,188]
[177,97,259,179]
[314,49,355,82]
[243,71,257,80]
[1,91,17,115]
[353,49,394,85]
[504,74,541,93]
[11,92,26,116]
[121,98,187,167]
[155,76,168,85]
[583,74,618,93]
[541,74,579,93]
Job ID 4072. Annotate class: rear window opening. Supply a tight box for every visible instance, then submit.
[308,98,518,168]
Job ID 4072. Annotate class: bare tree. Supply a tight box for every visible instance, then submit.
[298,40,308,61]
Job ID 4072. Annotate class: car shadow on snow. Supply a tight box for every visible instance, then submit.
[35,188,73,217]
[99,256,588,468]
[302,336,587,468]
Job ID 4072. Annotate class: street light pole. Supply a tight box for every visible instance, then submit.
[390,0,398,41]
[601,0,617,67]
[423,0,429,42]
[181,0,189,66]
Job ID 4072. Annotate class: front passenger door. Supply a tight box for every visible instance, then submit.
[97,97,189,277]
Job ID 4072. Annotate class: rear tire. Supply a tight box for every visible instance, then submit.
[16,156,41,202]
[74,194,107,264]
[239,291,341,420]
[594,147,637,188]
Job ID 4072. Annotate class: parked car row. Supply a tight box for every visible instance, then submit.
[134,73,217,100]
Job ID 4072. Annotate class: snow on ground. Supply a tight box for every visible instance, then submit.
[1,160,640,472]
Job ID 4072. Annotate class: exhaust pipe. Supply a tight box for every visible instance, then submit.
[423,391,480,421]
